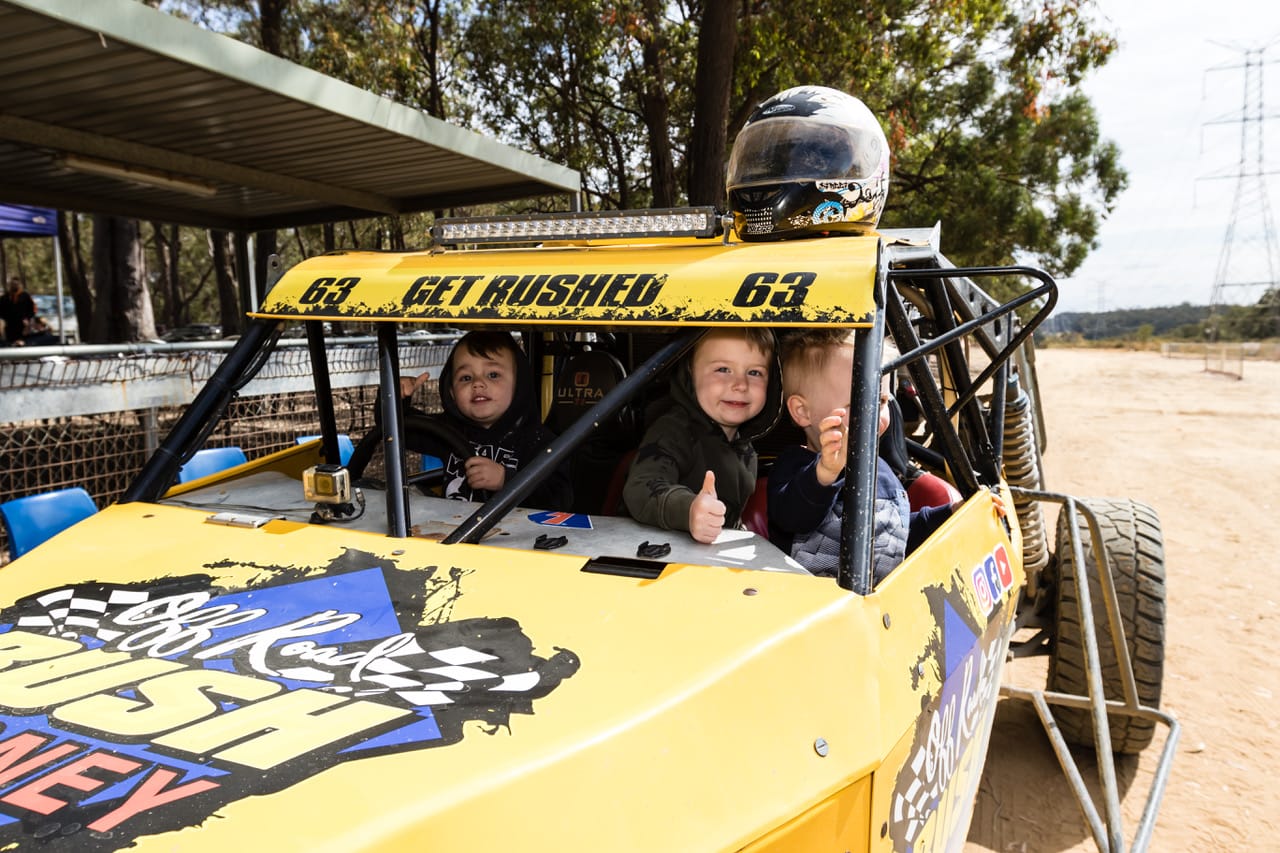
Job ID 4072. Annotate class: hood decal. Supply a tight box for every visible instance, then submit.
[0,550,578,848]
[890,564,1006,851]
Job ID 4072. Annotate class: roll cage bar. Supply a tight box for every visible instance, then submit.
[123,245,1057,598]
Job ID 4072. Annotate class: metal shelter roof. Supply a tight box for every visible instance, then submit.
[0,0,581,232]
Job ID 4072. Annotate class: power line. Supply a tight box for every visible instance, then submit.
[1202,43,1280,335]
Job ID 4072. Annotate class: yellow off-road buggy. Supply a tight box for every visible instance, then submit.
[0,209,1175,851]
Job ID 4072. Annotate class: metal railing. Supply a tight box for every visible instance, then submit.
[1,337,453,562]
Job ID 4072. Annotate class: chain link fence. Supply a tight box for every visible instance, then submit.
[1,340,450,562]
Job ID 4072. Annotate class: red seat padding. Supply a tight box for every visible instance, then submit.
[908,472,961,512]
[741,476,769,538]
[600,448,638,516]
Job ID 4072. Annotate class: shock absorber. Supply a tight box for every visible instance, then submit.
[1003,381,1050,593]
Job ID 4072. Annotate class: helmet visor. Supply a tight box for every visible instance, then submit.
[727,117,885,189]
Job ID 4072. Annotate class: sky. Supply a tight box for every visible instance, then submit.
[1055,1,1280,314]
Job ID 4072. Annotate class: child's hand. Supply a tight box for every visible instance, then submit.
[399,374,422,398]
[953,489,1009,519]
[815,408,848,486]
[689,470,726,544]
[990,488,1008,519]
[464,456,506,491]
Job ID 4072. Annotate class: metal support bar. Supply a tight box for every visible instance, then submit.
[988,359,1008,464]
[885,287,981,496]
[885,267,1058,419]
[1002,486,1180,852]
[377,324,409,538]
[305,321,343,464]
[839,261,887,594]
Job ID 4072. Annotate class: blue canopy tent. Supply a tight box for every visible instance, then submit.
[0,204,67,343]
[0,205,57,238]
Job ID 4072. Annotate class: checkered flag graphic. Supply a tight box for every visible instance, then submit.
[283,637,543,706]
[12,585,152,643]
[891,743,934,845]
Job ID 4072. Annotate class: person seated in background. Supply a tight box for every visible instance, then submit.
[1,276,35,346]
[20,316,58,347]
[769,330,1001,582]
[623,328,782,544]
[384,331,570,509]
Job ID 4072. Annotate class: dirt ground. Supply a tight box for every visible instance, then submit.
[963,347,1280,852]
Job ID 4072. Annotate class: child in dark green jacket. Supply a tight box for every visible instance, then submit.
[623,328,782,544]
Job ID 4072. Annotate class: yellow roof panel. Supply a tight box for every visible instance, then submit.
[254,236,880,326]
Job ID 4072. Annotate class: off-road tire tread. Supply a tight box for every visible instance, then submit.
[1047,497,1166,754]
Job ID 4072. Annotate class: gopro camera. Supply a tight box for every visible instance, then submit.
[304,463,352,504]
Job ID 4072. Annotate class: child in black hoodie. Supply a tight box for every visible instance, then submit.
[400,330,570,509]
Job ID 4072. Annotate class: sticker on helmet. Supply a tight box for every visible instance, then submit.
[812,201,844,225]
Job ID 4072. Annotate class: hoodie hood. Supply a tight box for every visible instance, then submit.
[438,333,539,440]
[668,339,783,447]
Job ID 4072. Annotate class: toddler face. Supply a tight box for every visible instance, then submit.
[450,342,516,427]
[797,345,854,443]
[691,334,770,439]
[795,344,892,444]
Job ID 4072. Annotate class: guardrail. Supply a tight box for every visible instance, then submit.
[1,336,455,562]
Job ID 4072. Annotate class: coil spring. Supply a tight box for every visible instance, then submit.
[1003,389,1050,587]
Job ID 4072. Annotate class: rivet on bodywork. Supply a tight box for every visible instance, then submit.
[391,549,405,556]
[814,737,829,757]
[882,613,892,629]
[743,587,758,596]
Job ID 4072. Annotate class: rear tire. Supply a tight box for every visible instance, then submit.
[1047,498,1166,754]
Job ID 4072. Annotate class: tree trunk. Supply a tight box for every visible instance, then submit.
[252,229,278,314]
[258,0,286,55]
[422,0,445,118]
[89,215,155,343]
[151,221,183,331]
[638,0,676,207]
[209,229,240,336]
[687,0,738,207]
[55,211,92,336]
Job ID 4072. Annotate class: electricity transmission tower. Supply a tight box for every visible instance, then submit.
[1203,42,1280,337]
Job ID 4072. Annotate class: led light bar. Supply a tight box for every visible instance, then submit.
[432,206,721,245]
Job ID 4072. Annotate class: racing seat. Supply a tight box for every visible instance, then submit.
[177,446,248,483]
[600,448,638,516]
[878,394,960,510]
[907,473,962,511]
[740,476,770,538]
[296,434,356,466]
[545,348,637,514]
[1,487,98,559]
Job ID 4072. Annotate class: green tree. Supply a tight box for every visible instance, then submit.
[162,0,1126,295]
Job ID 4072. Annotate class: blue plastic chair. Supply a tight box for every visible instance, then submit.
[1,487,99,559]
[296,434,355,466]
[177,446,248,484]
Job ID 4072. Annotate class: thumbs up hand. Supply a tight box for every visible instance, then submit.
[689,470,726,544]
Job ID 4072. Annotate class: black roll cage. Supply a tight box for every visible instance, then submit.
[123,245,1057,598]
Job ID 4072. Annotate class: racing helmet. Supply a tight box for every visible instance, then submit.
[727,86,890,241]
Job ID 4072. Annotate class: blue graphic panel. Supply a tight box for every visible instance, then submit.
[942,599,978,680]
[528,511,593,530]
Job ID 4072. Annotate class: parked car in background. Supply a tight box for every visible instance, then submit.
[30,293,78,343]
[161,323,223,342]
